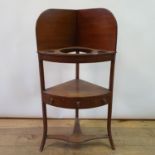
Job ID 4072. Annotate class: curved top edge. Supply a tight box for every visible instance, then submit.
[36,8,117,22]
[36,8,118,52]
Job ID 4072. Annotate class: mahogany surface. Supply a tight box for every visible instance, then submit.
[36,8,117,51]
[36,8,117,151]
[43,79,111,109]
[36,9,76,50]
[38,46,115,63]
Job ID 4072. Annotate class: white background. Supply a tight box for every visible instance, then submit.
[0,0,155,119]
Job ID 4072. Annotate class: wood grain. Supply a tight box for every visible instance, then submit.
[0,119,154,155]
[36,8,117,51]
[36,8,117,151]
[43,79,111,109]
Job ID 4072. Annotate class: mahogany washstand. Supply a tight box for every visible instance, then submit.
[36,8,117,151]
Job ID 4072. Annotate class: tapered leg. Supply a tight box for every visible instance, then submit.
[107,101,115,150]
[40,102,47,152]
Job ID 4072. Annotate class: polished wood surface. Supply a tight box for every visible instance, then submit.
[36,8,117,151]
[36,9,117,51]
[78,9,117,51]
[38,46,115,63]
[45,79,109,98]
[0,119,155,155]
[36,9,76,50]
[43,79,111,109]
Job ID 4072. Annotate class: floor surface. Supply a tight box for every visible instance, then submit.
[0,119,154,155]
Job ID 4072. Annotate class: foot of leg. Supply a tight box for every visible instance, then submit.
[40,102,47,152]
[107,101,115,150]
